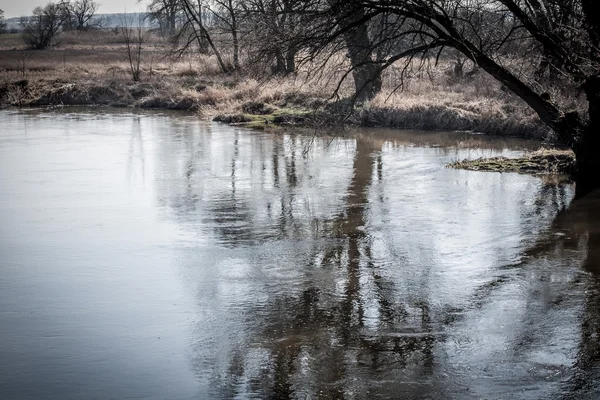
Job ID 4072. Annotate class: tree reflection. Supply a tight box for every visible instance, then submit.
[153,123,600,398]
[201,137,451,399]
[126,117,145,185]
[522,190,600,398]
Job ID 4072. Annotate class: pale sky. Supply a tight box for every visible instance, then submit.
[1,0,149,18]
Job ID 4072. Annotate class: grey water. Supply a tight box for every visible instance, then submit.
[0,108,599,399]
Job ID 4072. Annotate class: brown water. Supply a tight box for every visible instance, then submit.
[0,108,599,399]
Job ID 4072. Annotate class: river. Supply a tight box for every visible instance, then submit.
[0,108,599,399]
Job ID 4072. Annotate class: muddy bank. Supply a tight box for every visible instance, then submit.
[0,78,549,139]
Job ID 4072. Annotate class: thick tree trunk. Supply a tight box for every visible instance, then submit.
[345,22,382,104]
[333,5,381,103]
[574,76,600,197]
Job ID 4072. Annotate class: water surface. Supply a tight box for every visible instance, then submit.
[1,108,599,399]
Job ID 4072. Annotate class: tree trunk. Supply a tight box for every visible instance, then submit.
[574,75,600,197]
[284,1,295,75]
[232,29,240,70]
[333,6,381,104]
[344,21,382,103]
[274,50,286,75]
[285,48,295,74]
[230,0,240,71]
[181,0,231,73]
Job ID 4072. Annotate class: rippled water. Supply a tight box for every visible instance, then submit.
[1,108,599,399]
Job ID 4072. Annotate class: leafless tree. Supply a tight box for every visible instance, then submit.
[241,0,308,75]
[121,14,149,82]
[176,0,232,73]
[16,53,31,78]
[62,0,99,31]
[307,0,599,194]
[173,0,305,74]
[146,0,183,37]
[21,2,65,49]
[330,2,382,103]
[207,0,242,71]
[238,0,394,101]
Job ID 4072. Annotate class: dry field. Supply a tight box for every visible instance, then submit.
[0,29,566,139]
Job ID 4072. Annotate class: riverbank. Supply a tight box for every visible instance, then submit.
[0,74,550,138]
[0,31,555,140]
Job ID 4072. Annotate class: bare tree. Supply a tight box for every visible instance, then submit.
[330,2,382,103]
[69,0,99,30]
[208,0,242,71]
[21,2,65,49]
[254,0,389,101]
[121,14,149,82]
[58,1,74,30]
[146,0,182,37]
[177,0,231,73]
[241,0,307,75]
[240,0,390,100]
[307,0,599,193]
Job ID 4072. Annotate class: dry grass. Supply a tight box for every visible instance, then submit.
[0,30,565,139]
[0,34,26,50]
[356,90,549,138]
[349,60,553,138]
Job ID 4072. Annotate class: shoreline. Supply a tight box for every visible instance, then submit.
[0,77,550,140]
[0,83,573,177]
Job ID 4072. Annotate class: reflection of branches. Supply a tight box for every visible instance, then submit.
[155,124,599,397]
[215,144,600,398]
[485,188,600,398]
[204,137,446,397]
